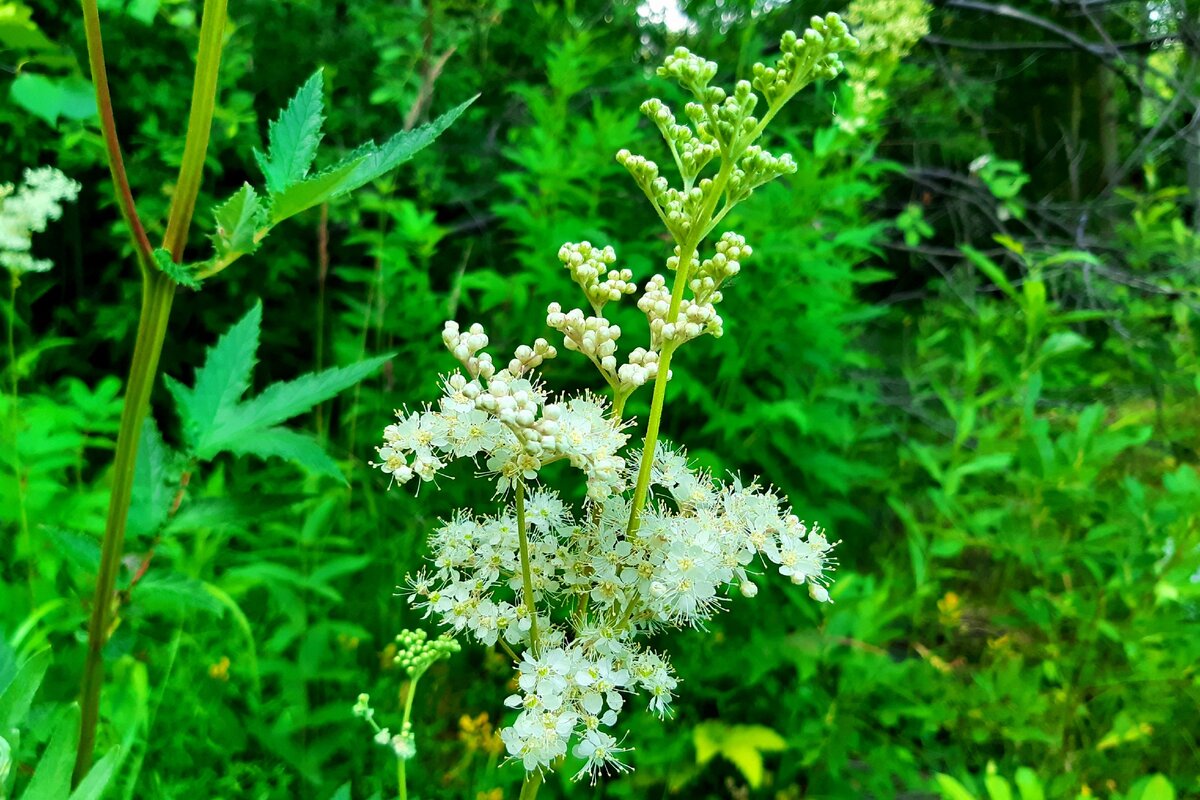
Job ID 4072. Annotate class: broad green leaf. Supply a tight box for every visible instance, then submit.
[0,3,56,49]
[935,774,978,800]
[984,762,1013,800]
[199,353,391,456]
[961,245,1018,303]
[9,73,96,125]
[127,417,174,540]
[693,721,786,789]
[212,183,265,258]
[254,70,325,194]
[69,746,121,800]
[152,248,201,289]
[23,704,79,800]
[167,301,262,450]
[267,157,363,224]
[226,426,346,483]
[333,95,477,197]
[135,573,226,618]
[1134,775,1176,800]
[1013,768,1044,800]
[0,648,49,729]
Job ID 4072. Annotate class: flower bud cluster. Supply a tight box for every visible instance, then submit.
[375,322,631,499]
[752,15,859,108]
[546,303,622,376]
[616,347,665,390]
[557,241,635,312]
[638,274,722,348]
[616,149,719,240]
[1,167,80,275]
[728,145,798,203]
[690,232,751,305]
[394,628,461,678]
[352,693,418,760]
[443,320,496,380]
[641,99,717,181]
[656,47,718,97]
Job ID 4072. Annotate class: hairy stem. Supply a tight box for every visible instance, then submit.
[515,481,540,656]
[74,0,229,782]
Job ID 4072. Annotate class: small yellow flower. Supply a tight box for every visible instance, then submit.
[208,656,231,681]
[938,591,962,627]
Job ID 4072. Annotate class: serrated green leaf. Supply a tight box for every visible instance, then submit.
[152,248,201,289]
[23,703,79,800]
[44,527,101,573]
[127,417,174,540]
[333,95,477,197]
[0,649,50,730]
[212,183,265,258]
[267,157,364,224]
[254,70,325,194]
[167,301,262,451]
[134,573,226,618]
[165,494,309,533]
[69,746,121,800]
[227,426,346,483]
[198,353,391,457]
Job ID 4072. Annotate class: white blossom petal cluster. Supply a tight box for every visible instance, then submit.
[374,321,631,500]
[374,20,855,786]
[391,433,835,778]
[0,167,80,275]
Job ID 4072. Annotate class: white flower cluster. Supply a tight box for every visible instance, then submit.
[396,436,834,778]
[375,321,630,500]
[557,241,635,313]
[0,167,80,275]
[375,20,854,786]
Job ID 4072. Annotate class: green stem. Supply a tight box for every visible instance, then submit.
[7,274,33,601]
[397,673,419,800]
[74,0,228,783]
[518,770,543,800]
[515,481,540,656]
[79,0,154,268]
[75,272,176,782]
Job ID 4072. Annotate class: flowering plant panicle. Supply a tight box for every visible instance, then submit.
[0,167,80,277]
[373,14,857,788]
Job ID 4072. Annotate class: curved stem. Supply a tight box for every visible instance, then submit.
[74,0,229,783]
[80,0,154,268]
[515,482,540,656]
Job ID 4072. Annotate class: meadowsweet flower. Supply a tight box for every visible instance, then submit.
[0,167,80,275]
[373,18,855,785]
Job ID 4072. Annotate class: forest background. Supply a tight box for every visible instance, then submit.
[1,0,1198,798]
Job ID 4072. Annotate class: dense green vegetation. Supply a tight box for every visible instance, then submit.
[1,0,1198,798]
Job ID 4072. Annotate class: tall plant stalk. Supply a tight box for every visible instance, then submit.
[74,0,229,782]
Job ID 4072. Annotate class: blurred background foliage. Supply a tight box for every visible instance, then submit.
[1,0,1198,797]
